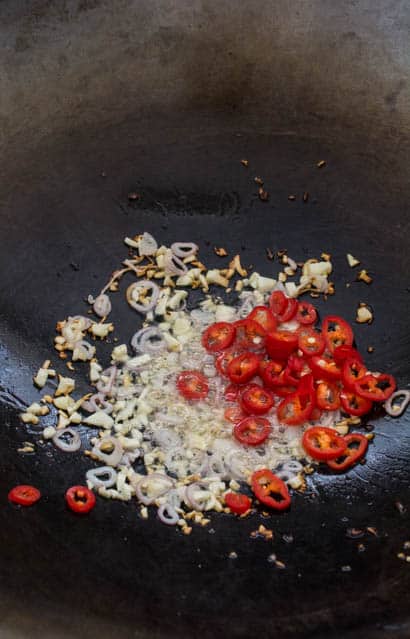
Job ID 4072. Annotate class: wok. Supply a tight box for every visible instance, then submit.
[0,1,410,637]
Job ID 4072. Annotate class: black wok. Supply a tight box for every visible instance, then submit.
[1,1,410,637]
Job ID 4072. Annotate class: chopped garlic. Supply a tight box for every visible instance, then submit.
[215,305,236,322]
[83,411,114,429]
[111,344,129,363]
[356,305,373,324]
[347,253,360,268]
[206,269,229,287]
[89,323,114,338]
[21,413,39,425]
[55,375,75,397]
[90,361,102,382]
[168,290,188,310]
[43,426,56,440]
[248,272,277,293]
[33,365,56,388]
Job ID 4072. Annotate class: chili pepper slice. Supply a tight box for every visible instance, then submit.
[240,383,274,415]
[316,380,341,411]
[276,375,315,425]
[327,433,369,471]
[310,354,342,381]
[302,426,347,461]
[224,383,240,402]
[248,306,277,333]
[276,297,298,323]
[227,352,260,385]
[340,389,373,416]
[284,353,310,385]
[224,405,247,424]
[269,291,288,317]
[333,345,363,365]
[274,383,299,398]
[201,321,236,352]
[296,301,317,325]
[215,348,238,377]
[354,373,396,402]
[258,359,285,389]
[8,485,41,506]
[176,370,209,400]
[251,469,291,511]
[342,357,368,390]
[65,485,96,514]
[233,416,271,446]
[266,330,298,361]
[234,319,266,351]
[322,315,354,353]
[225,492,252,515]
[298,327,326,357]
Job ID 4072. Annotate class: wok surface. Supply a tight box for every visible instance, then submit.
[1,2,410,638]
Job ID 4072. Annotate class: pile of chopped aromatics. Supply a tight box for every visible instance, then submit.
[19,233,403,531]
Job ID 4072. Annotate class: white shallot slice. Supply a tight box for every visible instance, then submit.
[96,366,117,394]
[184,482,212,511]
[126,280,160,313]
[82,393,113,414]
[131,327,167,354]
[72,340,96,361]
[86,466,117,488]
[138,232,158,256]
[163,250,188,276]
[171,242,198,258]
[157,503,179,526]
[92,435,123,467]
[384,390,410,417]
[133,473,174,505]
[52,428,81,452]
[92,294,112,318]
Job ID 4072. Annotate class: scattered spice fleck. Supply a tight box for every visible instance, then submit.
[228,551,238,559]
[258,187,269,201]
[214,247,228,257]
[357,269,373,284]
[395,501,406,515]
[240,159,249,167]
[127,192,140,201]
[266,248,275,261]
[397,552,406,560]
[357,543,366,553]
[288,195,296,201]
[302,191,309,203]
[341,565,352,572]
[367,346,374,353]
[282,533,294,544]
[404,541,410,550]
[366,526,378,537]
[317,160,326,168]
[254,177,264,185]
[346,528,365,539]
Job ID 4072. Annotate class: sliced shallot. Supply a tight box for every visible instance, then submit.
[126,280,160,313]
[157,503,179,525]
[92,436,123,467]
[86,466,117,488]
[52,428,81,452]
[138,232,158,256]
[134,473,174,505]
[131,327,166,354]
[385,390,410,417]
[163,250,188,276]
[171,242,199,258]
[93,294,112,318]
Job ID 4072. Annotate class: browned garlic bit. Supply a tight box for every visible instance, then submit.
[356,269,373,284]
[346,253,360,268]
[356,303,373,324]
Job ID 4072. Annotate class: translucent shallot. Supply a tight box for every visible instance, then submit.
[93,294,112,318]
[52,428,82,452]
[126,280,160,314]
[384,390,410,417]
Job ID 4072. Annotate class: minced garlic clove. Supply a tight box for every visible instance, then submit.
[347,253,360,268]
[356,304,373,324]
[356,269,373,285]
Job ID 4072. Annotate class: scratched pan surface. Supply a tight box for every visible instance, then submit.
[1,2,410,638]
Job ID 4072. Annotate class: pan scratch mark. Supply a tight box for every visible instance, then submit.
[350,469,370,484]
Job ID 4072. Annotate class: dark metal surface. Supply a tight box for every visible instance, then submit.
[1,2,410,638]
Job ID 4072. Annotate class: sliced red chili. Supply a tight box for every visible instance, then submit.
[327,433,369,471]
[354,373,396,402]
[296,301,317,325]
[310,355,342,381]
[224,492,252,515]
[227,352,260,385]
[258,359,285,389]
[269,291,288,317]
[273,383,299,398]
[333,345,363,365]
[234,319,266,351]
[277,297,298,323]
[248,306,277,333]
[340,389,373,416]
[298,327,326,357]
[284,353,310,385]
[276,375,315,425]
[224,405,247,424]
[240,384,274,415]
[266,330,298,361]
[316,380,341,411]
[302,426,347,461]
[322,315,354,353]
[65,485,96,514]
[201,322,236,352]
[215,348,238,377]
[176,370,209,400]
[233,416,271,446]
[342,357,368,390]
[251,469,291,511]
[224,383,240,402]
[8,485,41,507]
